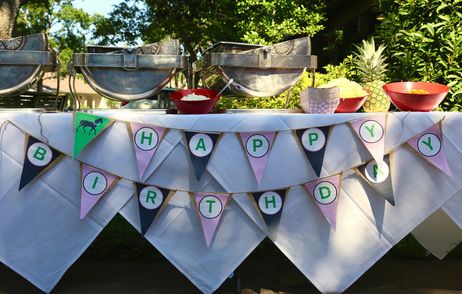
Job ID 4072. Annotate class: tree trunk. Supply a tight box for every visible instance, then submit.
[0,0,22,39]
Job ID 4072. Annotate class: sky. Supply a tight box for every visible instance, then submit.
[72,0,123,16]
[71,0,143,45]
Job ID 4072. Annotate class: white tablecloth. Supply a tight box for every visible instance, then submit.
[0,110,460,293]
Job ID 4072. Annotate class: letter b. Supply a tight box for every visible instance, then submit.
[33,146,47,161]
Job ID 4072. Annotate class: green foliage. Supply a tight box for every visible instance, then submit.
[94,0,242,61]
[15,0,100,76]
[235,0,325,45]
[96,0,325,61]
[92,1,145,47]
[376,0,462,111]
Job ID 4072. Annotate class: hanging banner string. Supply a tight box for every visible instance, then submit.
[3,115,447,194]
[75,110,376,134]
[37,112,50,144]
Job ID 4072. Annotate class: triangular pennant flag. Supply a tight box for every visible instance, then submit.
[295,126,332,177]
[193,192,230,247]
[185,131,220,180]
[356,154,395,206]
[19,136,63,191]
[80,163,118,219]
[250,189,287,236]
[74,112,113,158]
[350,114,386,166]
[239,132,276,185]
[136,183,172,235]
[406,121,452,177]
[129,122,167,180]
[304,174,341,229]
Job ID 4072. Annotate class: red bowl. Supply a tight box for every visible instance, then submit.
[169,88,220,114]
[335,96,367,113]
[383,82,449,112]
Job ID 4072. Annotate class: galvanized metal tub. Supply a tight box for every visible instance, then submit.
[0,33,56,96]
[195,37,317,97]
[72,40,188,101]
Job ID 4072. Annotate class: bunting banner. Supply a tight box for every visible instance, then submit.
[74,112,113,158]
[129,122,167,180]
[356,154,395,206]
[295,126,332,177]
[80,163,119,219]
[406,121,452,177]
[250,189,287,237]
[19,136,63,191]
[136,183,172,235]
[240,132,276,185]
[185,131,220,180]
[304,174,341,229]
[193,192,230,247]
[350,114,386,166]
[7,114,455,246]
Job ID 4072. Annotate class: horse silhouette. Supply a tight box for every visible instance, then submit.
[77,118,104,135]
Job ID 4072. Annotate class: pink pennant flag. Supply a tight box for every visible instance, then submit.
[130,122,166,180]
[406,121,452,177]
[304,174,341,229]
[80,164,118,219]
[350,114,386,166]
[240,132,276,185]
[194,192,230,247]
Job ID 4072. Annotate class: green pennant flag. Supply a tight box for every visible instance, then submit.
[73,112,113,158]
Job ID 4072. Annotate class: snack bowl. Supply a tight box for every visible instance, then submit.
[383,82,449,111]
[169,88,220,114]
[335,95,368,113]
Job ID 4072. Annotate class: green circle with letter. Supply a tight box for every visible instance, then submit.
[417,133,441,157]
[365,160,389,183]
[258,191,282,215]
[83,171,107,195]
[313,181,337,205]
[135,127,159,151]
[189,133,213,157]
[139,186,164,210]
[246,134,269,158]
[199,195,223,219]
[359,120,384,143]
[301,128,326,152]
[27,142,52,166]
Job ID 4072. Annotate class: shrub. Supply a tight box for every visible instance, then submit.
[376,0,462,111]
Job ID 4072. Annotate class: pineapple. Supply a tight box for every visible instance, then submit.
[354,38,390,112]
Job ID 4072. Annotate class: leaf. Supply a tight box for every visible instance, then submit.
[438,15,451,22]
[423,24,435,36]
[436,3,448,12]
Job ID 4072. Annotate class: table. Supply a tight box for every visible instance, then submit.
[0,110,461,293]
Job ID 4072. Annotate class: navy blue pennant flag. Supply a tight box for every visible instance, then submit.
[19,136,62,191]
[184,131,220,180]
[295,126,331,177]
[357,154,395,206]
[251,189,287,237]
[136,183,171,235]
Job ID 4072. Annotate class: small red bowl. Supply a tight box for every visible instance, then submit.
[169,88,220,114]
[383,82,449,112]
[335,96,367,113]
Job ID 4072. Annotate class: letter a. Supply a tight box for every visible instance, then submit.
[195,138,206,151]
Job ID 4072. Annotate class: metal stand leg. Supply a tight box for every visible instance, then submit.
[234,267,241,294]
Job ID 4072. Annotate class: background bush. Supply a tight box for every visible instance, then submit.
[376,0,462,111]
